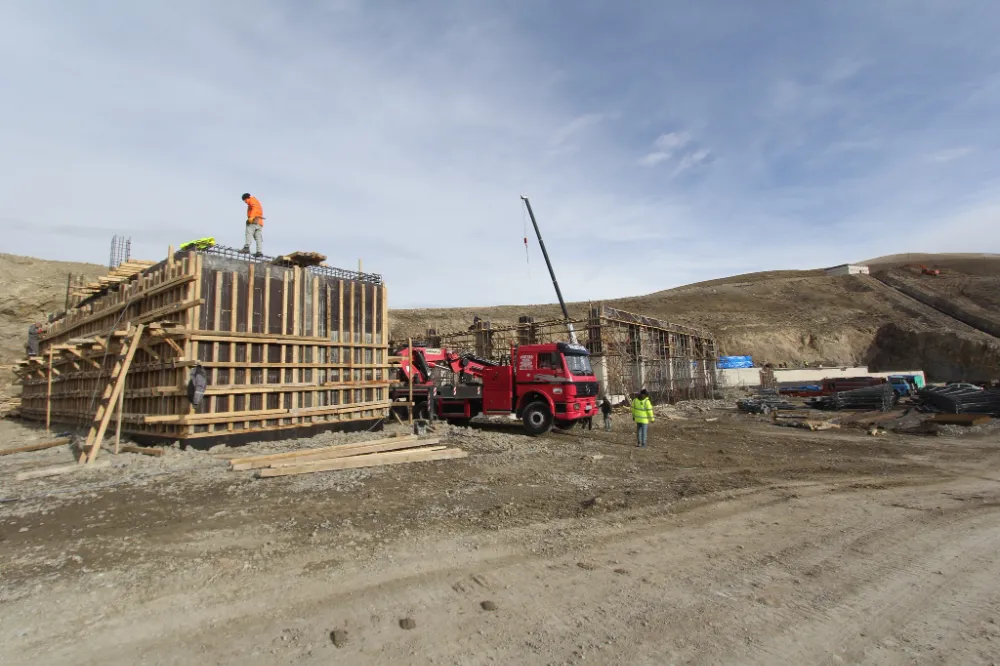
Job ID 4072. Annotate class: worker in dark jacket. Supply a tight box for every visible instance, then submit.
[600,397,613,431]
[26,323,40,357]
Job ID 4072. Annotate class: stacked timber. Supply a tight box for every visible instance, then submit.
[221,434,466,477]
[15,246,392,443]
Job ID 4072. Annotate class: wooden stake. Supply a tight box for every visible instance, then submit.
[408,337,414,425]
[80,324,146,463]
[45,348,53,435]
[114,387,124,455]
[0,437,70,456]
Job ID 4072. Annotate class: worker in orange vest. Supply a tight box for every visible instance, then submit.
[241,192,264,257]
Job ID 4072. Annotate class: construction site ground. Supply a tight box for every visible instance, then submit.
[3,407,1000,665]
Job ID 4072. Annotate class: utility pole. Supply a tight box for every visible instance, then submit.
[520,196,578,344]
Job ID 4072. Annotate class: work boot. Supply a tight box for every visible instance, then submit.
[254,252,263,258]
[240,245,250,253]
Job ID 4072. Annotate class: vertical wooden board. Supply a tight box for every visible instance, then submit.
[200,267,217,330]
[360,281,367,344]
[220,272,234,332]
[325,284,332,340]
[348,281,356,344]
[268,274,283,335]
[263,267,271,335]
[292,267,301,337]
[336,279,344,343]
[236,271,248,333]
[252,270,265,333]
[281,269,290,335]
[190,252,202,330]
[311,275,319,337]
[245,263,255,334]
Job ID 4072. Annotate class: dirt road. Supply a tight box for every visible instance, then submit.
[2,411,999,665]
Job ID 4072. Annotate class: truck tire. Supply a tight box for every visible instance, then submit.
[522,402,553,436]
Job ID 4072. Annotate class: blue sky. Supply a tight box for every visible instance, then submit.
[2,1,998,307]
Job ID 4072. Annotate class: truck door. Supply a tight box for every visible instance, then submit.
[483,365,514,413]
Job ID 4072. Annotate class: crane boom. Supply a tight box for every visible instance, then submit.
[520,195,578,344]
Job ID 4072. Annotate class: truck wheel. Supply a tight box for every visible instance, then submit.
[522,402,553,436]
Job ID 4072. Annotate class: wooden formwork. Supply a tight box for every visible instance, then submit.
[16,247,391,442]
[419,304,719,402]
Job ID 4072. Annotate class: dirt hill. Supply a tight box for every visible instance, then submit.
[392,254,1000,381]
[0,253,106,392]
[4,253,1000,387]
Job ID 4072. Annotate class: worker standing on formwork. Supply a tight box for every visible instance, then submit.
[241,192,264,258]
[25,322,40,357]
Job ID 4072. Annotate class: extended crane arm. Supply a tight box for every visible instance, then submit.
[520,196,578,344]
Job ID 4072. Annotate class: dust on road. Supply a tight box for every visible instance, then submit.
[1,407,999,665]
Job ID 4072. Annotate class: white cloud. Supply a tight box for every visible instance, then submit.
[929,147,974,162]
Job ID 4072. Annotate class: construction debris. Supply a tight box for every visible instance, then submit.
[927,413,993,426]
[273,251,327,267]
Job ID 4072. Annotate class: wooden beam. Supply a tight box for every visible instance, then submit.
[229,435,427,470]
[81,324,146,463]
[264,439,441,470]
[257,447,466,478]
[17,460,111,481]
[119,444,165,457]
[46,348,53,435]
[0,437,70,456]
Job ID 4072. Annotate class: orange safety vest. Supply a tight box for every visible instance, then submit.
[245,196,264,224]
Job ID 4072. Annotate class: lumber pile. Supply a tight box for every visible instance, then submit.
[224,434,467,478]
[273,251,327,267]
[71,260,157,297]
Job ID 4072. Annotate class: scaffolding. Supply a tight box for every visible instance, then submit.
[412,304,719,402]
[17,245,391,443]
[109,235,131,270]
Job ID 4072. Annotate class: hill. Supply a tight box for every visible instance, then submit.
[4,252,1000,386]
[0,253,106,392]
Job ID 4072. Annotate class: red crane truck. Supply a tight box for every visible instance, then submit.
[392,342,599,435]
[389,195,600,435]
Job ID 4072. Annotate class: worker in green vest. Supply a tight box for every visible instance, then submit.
[631,388,655,448]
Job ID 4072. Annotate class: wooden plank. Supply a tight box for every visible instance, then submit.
[17,460,111,481]
[81,324,146,463]
[263,266,271,336]
[114,387,124,454]
[143,397,393,424]
[281,269,289,336]
[292,266,301,336]
[119,445,166,457]
[46,348,53,434]
[0,437,70,456]
[311,275,319,337]
[246,261,255,334]
[224,433,417,465]
[232,436,432,471]
[257,447,467,478]
[263,440,443,470]
[928,413,992,426]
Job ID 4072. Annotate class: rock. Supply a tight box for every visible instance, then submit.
[480,600,498,611]
[582,496,602,509]
[330,629,348,648]
[577,562,597,570]
[399,617,416,630]
[613,568,628,575]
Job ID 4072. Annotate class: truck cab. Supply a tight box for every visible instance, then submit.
[449,341,598,435]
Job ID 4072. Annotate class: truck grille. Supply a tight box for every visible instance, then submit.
[575,382,599,397]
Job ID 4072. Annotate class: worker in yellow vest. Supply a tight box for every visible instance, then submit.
[631,388,655,448]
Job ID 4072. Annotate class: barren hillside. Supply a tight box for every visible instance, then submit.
[0,253,106,391]
[392,254,1000,381]
[4,253,1000,385]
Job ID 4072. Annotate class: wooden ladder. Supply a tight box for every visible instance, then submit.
[77,324,145,464]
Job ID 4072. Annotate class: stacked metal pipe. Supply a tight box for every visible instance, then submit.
[918,385,1000,414]
[812,383,896,412]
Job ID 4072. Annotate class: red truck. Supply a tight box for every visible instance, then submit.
[392,341,599,435]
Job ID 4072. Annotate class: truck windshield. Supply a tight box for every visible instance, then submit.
[563,354,593,377]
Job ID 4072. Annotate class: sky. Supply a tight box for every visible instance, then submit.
[2,1,999,308]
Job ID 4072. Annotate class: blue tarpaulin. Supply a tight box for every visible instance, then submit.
[718,355,753,369]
